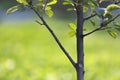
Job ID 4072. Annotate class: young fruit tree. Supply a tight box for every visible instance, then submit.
[7,0,120,80]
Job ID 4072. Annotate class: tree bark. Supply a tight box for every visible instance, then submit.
[76,5,84,80]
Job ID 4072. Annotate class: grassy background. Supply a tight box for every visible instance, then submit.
[0,18,120,80]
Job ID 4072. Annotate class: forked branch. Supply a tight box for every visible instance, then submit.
[29,5,76,68]
[84,14,120,37]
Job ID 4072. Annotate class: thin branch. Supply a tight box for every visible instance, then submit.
[84,14,96,21]
[42,0,48,11]
[83,26,103,37]
[84,0,120,21]
[35,20,43,25]
[84,14,120,37]
[103,14,120,25]
[30,5,76,68]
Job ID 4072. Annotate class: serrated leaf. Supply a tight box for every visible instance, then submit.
[89,20,95,26]
[16,0,28,5]
[6,5,22,15]
[68,23,76,37]
[106,4,120,11]
[68,23,76,32]
[107,30,117,38]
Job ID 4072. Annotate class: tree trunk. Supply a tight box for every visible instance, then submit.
[76,5,84,80]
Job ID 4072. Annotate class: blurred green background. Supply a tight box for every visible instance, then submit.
[0,0,120,80]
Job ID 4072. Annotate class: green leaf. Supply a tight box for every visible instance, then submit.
[83,6,88,12]
[106,4,120,11]
[107,30,117,38]
[6,5,22,15]
[16,0,28,5]
[68,31,76,37]
[67,8,75,11]
[68,23,76,37]
[68,23,76,32]
[47,0,57,5]
[89,20,95,26]
[45,6,54,17]
[62,1,72,5]
[90,0,99,7]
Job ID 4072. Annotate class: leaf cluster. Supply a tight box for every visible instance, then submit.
[7,0,58,17]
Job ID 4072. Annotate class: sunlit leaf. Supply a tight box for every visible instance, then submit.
[47,0,57,5]
[16,0,28,5]
[68,30,76,37]
[106,4,120,11]
[62,1,72,5]
[83,6,88,12]
[90,0,99,7]
[67,8,75,11]
[68,23,76,32]
[6,5,22,15]
[107,30,117,38]
[45,6,54,17]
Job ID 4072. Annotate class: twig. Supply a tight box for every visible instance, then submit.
[83,26,103,37]
[103,14,120,25]
[84,14,120,37]
[84,14,96,21]
[35,20,43,25]
[42,0,48,11]
[84,0,120,21]
[30,5,76,68]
